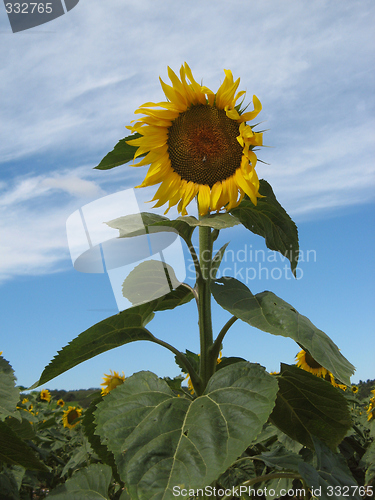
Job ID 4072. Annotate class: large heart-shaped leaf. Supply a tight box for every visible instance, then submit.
[94,362,278,500]
[211,277,355,385]
[270,364,351,450]
[230,180,299,275]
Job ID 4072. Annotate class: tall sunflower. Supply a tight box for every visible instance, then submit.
[126,63,263,216]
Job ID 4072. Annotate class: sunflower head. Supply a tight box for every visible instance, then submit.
[295,349,329,378]
[40,389,51,403]
[351,385,358,394]
[126,63,264,216]
[62,406,82,429]
[57,399,65,408]
[101,370,125,396]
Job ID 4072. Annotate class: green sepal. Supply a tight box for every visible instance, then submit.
[270,364,352,451]
[211,277,355,385]
[94,133,144,170]
[230,179,299,276]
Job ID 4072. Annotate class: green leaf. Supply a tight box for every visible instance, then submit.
[107,212,195,245]
[211,277,355,385]
[298,437,361,500]
[177,212,240,230]
[270,364,352,450]
[122,260,181,305]
[94,362,278,500]
[0,469,20,500]
[94,133,143,170]
[252,443,303,472]
[48,463,113,499]
[264,477,295,500]
[82,396,120,482]
[0,356,20,420]
[217,457,256,489]
[0,421,48,471]
[230,179,299,275]
[362,439,375,485]
[61,439,93,477]
[153,284,194,312]
[33,301,158,388]
[6,417,36,440]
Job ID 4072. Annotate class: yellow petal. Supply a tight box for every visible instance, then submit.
[197,185,211,215]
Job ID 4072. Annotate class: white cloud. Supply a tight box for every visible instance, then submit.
[0,0,374,282]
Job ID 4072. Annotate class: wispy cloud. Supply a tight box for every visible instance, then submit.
[1,0,374,282]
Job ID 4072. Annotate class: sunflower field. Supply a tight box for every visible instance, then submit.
[1,65,374,499]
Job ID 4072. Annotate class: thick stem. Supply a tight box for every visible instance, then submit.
[197,224,215,394]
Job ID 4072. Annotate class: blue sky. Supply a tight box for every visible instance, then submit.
[1,0,374,390]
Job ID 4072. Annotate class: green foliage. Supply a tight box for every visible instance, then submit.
[48,463,113,499]
[298,438,362,500]
[94,364,278,500]
[14,128,374,498]
[230,180,299,275]
[122,260,181,305]
[0,356,20,421]
[211,277,355,385]
[270,364,352,450]
[94,133,143,170]
[0,421,48,471]
[33,301,159,388]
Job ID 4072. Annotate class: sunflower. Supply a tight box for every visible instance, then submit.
[62,406,82,429]
[126,63,264,216]
[367,399,374,422]
[57,399,65,408]
[295,349,330,378]
[40,389,51,403]
[101,370,125,396]
[351,385,358,394]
